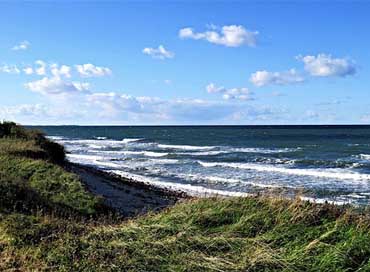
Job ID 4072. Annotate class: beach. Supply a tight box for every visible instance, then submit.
[67,162,186,217]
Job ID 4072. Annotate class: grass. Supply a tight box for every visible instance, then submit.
[0,121,370,271]
[0,122,101,216]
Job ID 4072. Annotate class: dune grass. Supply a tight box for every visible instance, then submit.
[0,122,370,271]
[1,197,370,271]
[0,122,101,216]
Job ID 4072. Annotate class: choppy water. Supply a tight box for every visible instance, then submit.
[33,126,370,205]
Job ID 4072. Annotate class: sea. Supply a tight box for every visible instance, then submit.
[32,125,370,205]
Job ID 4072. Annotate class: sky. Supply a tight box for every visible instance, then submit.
[0,1,369,125]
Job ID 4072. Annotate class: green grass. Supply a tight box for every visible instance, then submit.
[1,122,370,271]
[0,122,101,216]
[1,197,370,271]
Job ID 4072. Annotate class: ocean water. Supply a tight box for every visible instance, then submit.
[33,125,370,205]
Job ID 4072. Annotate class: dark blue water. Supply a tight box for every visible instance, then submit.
[33,126,370,205]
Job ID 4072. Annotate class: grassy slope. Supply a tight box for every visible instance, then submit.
[1,122,370,271]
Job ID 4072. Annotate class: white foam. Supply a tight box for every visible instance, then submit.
[198,161,370,181]
[192,175,282,188]
[93,150,168,157]
[60,138,142,147]
[158,144,215,151]
[61,139,122,146]
[121,138,143,144]
[67,154,104,161]
[67,154,121,169]
[178,151,229,156]
[110,170,250,197]
[47,136,65,141]
[143,151,168,157]
[87,144,105,149]
[230,147,301,154]
[359,154,370,160]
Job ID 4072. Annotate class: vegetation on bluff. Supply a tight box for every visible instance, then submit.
[0,121,101,215]
[1,122,370,271]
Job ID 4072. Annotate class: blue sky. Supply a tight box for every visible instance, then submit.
[0,1,369,125]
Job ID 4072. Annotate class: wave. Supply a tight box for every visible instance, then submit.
[121,138,143,144]
[58,138,144,151]
[47,136,65,141]
[67,154,104,161]
[157,144,300,154]
[203,176,283,188]
[177,150,230,156]
[157,144,215,151]
[359,154,370,160]
[198,161,370,181]
[230,147,301,154]
[93,150,168,158]
[176,148,300,158]
[94,136,107,140]
[67,153,178,171]
[180,174,284,188]
[110,170,250,197]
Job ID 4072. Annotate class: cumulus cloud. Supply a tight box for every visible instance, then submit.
[85,92,263,123]
[23,67,34,75]
[250,69,304,87]
[298,54,356,77]
[206,83,254,100]
[51,64,72,78]
[11,40,30,51]
[24,77,90,95]
[179,25,258,47]
[2,86,285,125]
[75,63,112,77]
[0,65,20,74]
[142,45,174,59]
[35,60,47,75]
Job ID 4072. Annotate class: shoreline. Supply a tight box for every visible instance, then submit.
[65,162,189,217]
[67,161,359,213]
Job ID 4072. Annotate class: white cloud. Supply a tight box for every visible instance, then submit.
[23,67,34,75]
[305,110,320,119]
[21,82,275,123]
[75,63,112,77]
[0,104,49,117]
[164,79,172,85]
[250,69,304,87]
[35,60,47,75]
[2,88,285,125]
[206,83,226,93]
[0,65,20,74]
[51,64,72,78]
[179,25,258,47]
[11,40,30,51]
[206,83,254,100]
[298,54,356,77]
[24,76,90,95]
[142,45,174,60]
[361,114,370,123]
